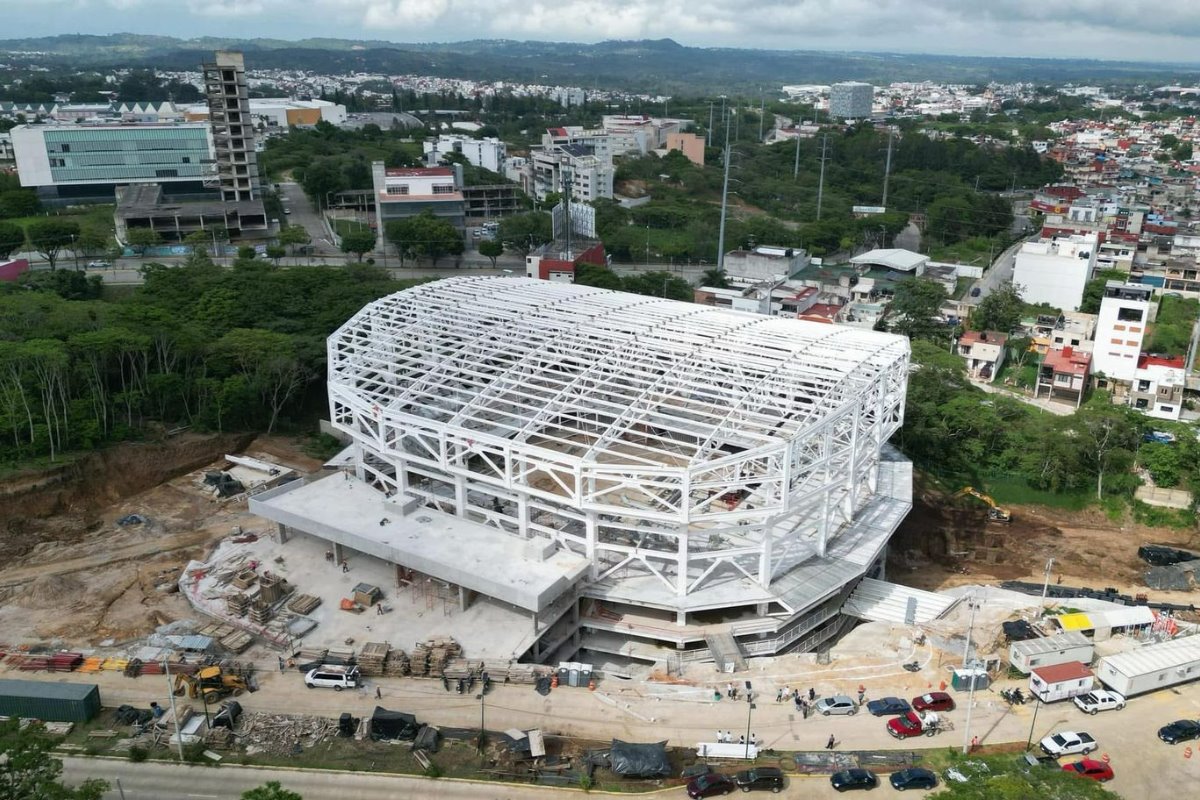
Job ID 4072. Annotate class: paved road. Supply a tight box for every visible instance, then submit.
[277,180,337,255]
[964,237,1026,307]
[62,757,558,800]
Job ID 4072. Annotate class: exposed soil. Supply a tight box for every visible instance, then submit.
[0,433,323,645]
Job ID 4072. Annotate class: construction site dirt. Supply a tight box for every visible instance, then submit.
[1,433,1197,652]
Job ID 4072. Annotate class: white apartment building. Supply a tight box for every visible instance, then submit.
[530,144,613,203]
[1012,234,1099,311]
[1093,282,1152,383]
[542,127,614,164]
[423,134,507,173]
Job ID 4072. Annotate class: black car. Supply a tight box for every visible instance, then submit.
[831,768,878,792]
[1002,620,1040,641]
[1158,719,1200,744]
[687,773,736,798]
[889,767,937,791]
[733,766,784,793]
[866,696,912,717]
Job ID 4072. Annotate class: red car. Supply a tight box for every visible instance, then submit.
[1062,759,1113,782]
[887,711,929,739]
[912,692,955,712]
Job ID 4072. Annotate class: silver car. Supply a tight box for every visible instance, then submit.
[815,695,858,716]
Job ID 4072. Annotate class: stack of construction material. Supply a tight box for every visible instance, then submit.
[382,648,409,676]
[442,658,483,680]
[504,663,553,685]
[226,594,249,617]
[426,637,461,678]
[220,631,253,653]
[287,594,321,615]
[357,642,389,677]
[409,642,430,676]
[294,647,328,664]
[326,647,355,665]
[248,601,272,626]
[47,652,83,672]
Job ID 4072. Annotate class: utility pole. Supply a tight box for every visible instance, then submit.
[816,134,829,221]
[758,94,765,142]
[793,130,801,181]
[882,127,894,209]
[1038,557,1055,611]
[961,594,981,755]
[717,113,732,272]
[707,101,714,147]
[163,657,185,761]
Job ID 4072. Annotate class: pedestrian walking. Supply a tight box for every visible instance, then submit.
[376,603,383,615]
[793,695,802,712]
[776,687,783,703]
[808,687,816,702]
[716,729,723,743]
[783,685,791,702]
[739,734,746,745]
[857,684,866,705]
[375,686,382,699]
[341,559,349,573]
[803,700,810,719]
[726,682,734,699]
[277,656,285,672]
[971,735,979,751]
[826,734,836,750]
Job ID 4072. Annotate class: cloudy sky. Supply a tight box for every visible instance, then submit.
[7,0,1200,62]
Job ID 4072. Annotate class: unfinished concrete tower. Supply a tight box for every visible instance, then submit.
[203,50,260,202]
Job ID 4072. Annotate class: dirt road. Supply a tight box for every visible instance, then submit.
[0,529,217,589]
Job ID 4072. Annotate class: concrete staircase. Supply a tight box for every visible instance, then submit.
[704,630,746,673]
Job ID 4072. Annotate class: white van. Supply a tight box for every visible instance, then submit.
[304,665,360,691]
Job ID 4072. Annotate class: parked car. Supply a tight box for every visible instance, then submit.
[1073,690,1126,715]
[866,696,911,716]
[816,695,859,716]
[1039,731,1097,757]
[1061,759,1113,782]
[1158,719,1200,744]
[86,260,113,269]
[304,664,360,691]
[687,773,736,798]
[912,692,955,712]
[732,766,784,793]
[889,767,937,791]
[970,287,982,297]
[888,711,936,739]
[830,768,878,792]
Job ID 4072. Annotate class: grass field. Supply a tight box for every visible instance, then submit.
[6,204,116,234]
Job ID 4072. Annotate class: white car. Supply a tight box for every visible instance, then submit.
[1073,690,1126,715]
[304,664,360,691]
[1039,730,1097,757]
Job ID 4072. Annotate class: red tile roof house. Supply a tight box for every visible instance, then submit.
[1029,661,1095,703]
[956,330,1008,380]
[1035,346,1091,409]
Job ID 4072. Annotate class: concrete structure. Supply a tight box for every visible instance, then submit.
[829,82,874,120]
[115,183,268,241]
[1035,346,1091,408]
[1048,311,1097,354]
[530,143,613,203]
[183,97,347,128]
[1029,661,1095,703]
[1130,354,1187,420]
[1009,632,1095,675]
[723,246,810,282]
[423,135,507,173]
[1095,636,1200,697]
[665,132,705,166]
[202,51,260,202]
[251,277,912,667]
[371,162,465,235]
[1093,282,1152,383]
[525,240,607,282]
[849,249,928,274]
[11,122,213,201]
[1012,234,1099,311]
[956,330,1008,380]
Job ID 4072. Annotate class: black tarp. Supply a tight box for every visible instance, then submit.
[369,706,419,740]
[212,701,242,729]
[413,724,441,752]
[609,739,671,777]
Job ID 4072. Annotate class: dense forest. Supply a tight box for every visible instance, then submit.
[0,255,424,467]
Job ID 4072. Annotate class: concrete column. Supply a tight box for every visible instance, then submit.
[532,611,541,634]
[395,563,405,589]
[676,609,687,626]
[458,585,469,612]
[277,523,290,544]
[333,542,345,564]
[571,599,580,624]
[517,495,529,538]
[756,602,770,616]
[454,474,468,518]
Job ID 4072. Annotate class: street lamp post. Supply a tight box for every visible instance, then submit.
[476,691,486,756]
[961,594,981,754]
[744,680,754,759]
[1038,557,1055,613]
[1025,697,1044,751]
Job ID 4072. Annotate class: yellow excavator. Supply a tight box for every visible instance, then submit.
[955,487,1012,524]
[173,666,249,704]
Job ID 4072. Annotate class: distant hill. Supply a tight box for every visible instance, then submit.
[3,34,1200,93]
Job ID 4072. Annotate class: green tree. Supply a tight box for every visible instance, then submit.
[125,227,163,257]
[1070,399,1142,500]
[184,229,212,255]
[888,277,948,342]
[1078,270,1127,314]
[384,212,463,266]
[498,211,552,255]
[574,262,624,290]
[266,245,286,265]
[26,219,80,271]
[700,267,730,288]
[478,238,503,267]
[0,714,108,799]
[0,220,25,259]
[74,227,112,259]
[277,224,311,255]
[0,189,41,218]
[621,270,693,301]
[241,781,303,800]
[971,281,1025,333]
[340,229,377,262]
[215,328,310,433]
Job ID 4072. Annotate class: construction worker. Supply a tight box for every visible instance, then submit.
[341,559,349,573]
[826,734,836,750]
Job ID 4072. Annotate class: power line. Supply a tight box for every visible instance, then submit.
[816,134,829,221]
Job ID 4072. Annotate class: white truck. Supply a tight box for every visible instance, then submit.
[1039,730,1097,757]
[1073,690,1126,715]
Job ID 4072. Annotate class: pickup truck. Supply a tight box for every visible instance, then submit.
[1039,730,1097,757]
[1073,690,1126,715]
[887,711,941,739]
